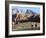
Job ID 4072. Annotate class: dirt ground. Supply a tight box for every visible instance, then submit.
[12,22,40,31]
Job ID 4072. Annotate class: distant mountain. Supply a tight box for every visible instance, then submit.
[27,14,40,22]
[25,9,40,22]
[12,9,40,23]
[12,8,19,14]
[26,9,36,14]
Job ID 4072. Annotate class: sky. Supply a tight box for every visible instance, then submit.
[12,6,40,14]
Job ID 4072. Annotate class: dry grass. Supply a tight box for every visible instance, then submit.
[12,22,40,31]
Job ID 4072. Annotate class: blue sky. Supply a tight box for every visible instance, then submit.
[12,6,40,14]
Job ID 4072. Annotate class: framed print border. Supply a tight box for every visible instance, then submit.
[5,1,45,37]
